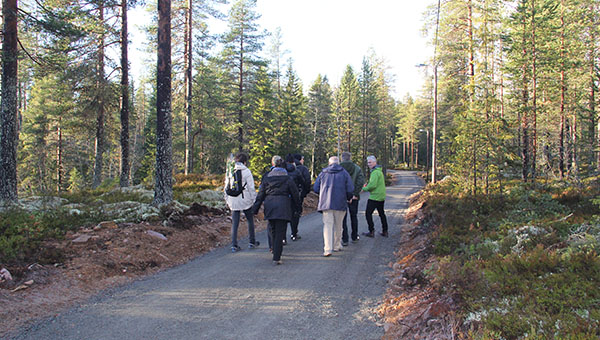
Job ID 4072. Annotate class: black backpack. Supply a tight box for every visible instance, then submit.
[226,169,246,197]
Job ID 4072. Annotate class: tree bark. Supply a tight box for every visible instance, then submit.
[531,0,537,180]
[559,0,566,179]
[0,0,19,202]
[154,0,173,205]
[56,117,63,193]
[184,0,193,174]
[521,6,530,182]
[120,0,130,187]
[92,4,106,189]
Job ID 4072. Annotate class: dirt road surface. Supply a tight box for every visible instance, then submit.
[8,171,423,340]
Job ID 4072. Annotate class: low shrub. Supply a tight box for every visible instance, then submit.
[421,177,600,338]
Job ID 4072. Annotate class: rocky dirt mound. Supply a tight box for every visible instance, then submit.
[378,191,461,339]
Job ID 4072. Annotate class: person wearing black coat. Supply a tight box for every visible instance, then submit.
[253,156,301,265]
[291,153,312,241]
[284,154,306,242]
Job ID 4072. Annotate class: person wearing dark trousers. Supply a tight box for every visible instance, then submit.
[285,153,309,242]
[362,155,388,237]
[292,154,312,241]
[253,156,301,265]
[260,157,278,251]
[224,152,259,252]
[340,152,365,245]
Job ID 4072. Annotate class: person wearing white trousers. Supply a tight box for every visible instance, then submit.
[322,210,347,255]
[313,156,354,257]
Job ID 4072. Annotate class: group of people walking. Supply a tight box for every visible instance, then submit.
[224,151,388,265]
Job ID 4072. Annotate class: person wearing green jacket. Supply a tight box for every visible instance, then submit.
[361,155,388,237]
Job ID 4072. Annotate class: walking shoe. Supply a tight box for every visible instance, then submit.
[273,260,283,265]
[333,248,342,252]
[282,239,287,246]
[248,241,260,248]
[362,232,374,238]
[342,241,348,246]
[231,245,241,253]
[291,234,301,241]
[379,232,388,237]
[352,237,360,243]
[323,253,332,257]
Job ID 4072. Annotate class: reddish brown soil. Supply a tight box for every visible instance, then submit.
[378,191,462,339]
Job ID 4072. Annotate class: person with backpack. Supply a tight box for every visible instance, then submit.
[253,156,301,265]
[224,152,259,252]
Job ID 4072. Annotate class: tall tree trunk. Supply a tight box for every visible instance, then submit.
[0,0,19,202]
[468,0,476,192]
[154,0,173,205]
[591,3,599,172]
[93,5,106,189]
[238,27,245,151]
[521,9,530,182]
[531,0,537,180]
[120,0,130,187]
[184,0,193,174]
[56,117,63,193]
[559,0,566,179]
[467,0,475,100]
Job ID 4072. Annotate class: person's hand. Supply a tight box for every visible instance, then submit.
[353,195,358,200]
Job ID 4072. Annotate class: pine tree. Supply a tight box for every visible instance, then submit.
[358,57,379,169]
[220,0,266,151]
[154,0,174,205]
[307,74,334,177]
[274,62,306,158]
[334,66,360,157]
[248,66,276,175]
[0,0,19,202]
[120,0,131,187]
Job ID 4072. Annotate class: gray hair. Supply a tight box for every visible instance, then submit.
[328,156,340,165]
[271,155,282,166]
[367,155,377,163]
[341,152,351,162]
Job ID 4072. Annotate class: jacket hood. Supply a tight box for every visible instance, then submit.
[286,162,296,173]
[323,164,345,174]
[234,162,248,170]
[268,167,288,177]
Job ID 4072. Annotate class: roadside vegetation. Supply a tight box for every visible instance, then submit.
[0,174,223,266]
[420,175,600,339]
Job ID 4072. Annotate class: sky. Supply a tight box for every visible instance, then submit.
[130,0,433,100]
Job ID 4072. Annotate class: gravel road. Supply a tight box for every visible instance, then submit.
[8,170,423,340]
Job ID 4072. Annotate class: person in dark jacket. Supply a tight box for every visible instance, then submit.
[253,156,301,265]
[292,154,312,239]
[313,156,354,257]
[340,152,365,245]
[293,153,312,198]
[285,153,307,242]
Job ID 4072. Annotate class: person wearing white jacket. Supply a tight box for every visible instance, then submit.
[224,152,259,252]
